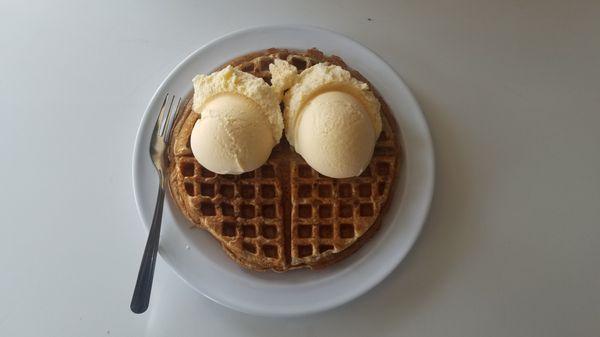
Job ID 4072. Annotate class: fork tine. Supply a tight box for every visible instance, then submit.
[160,95,176,137]
[164,97,181,142]
[152,93,170,138]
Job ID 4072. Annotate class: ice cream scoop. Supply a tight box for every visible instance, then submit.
[189,66,283,174]
[190,94,276,174]
[270,61,382,178]
[294,91,376,178]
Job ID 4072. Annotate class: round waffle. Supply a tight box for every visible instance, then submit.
[167,48,401,272]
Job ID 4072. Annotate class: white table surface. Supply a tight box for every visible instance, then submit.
[2,0,599,336]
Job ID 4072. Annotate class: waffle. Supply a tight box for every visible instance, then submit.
[167,48,400,271]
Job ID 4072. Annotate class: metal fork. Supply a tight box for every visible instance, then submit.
[131,93,181,314]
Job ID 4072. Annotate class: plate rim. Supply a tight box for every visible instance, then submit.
[132,24,435,316]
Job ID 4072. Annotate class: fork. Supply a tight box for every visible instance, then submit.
[131,93,181,314]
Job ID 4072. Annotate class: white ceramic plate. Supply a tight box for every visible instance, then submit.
[132,25,434,317]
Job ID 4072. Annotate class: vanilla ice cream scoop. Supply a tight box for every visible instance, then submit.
[295,91,376,178]
[191,94,275,174]
[189,65,283,174]
[271,61,382,178]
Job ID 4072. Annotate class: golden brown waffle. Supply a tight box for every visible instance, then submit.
[168,48,400,271]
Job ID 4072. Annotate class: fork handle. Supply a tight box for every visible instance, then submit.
[130,183,165,314]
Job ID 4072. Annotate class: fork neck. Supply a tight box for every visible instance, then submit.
[157,170,165,189]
